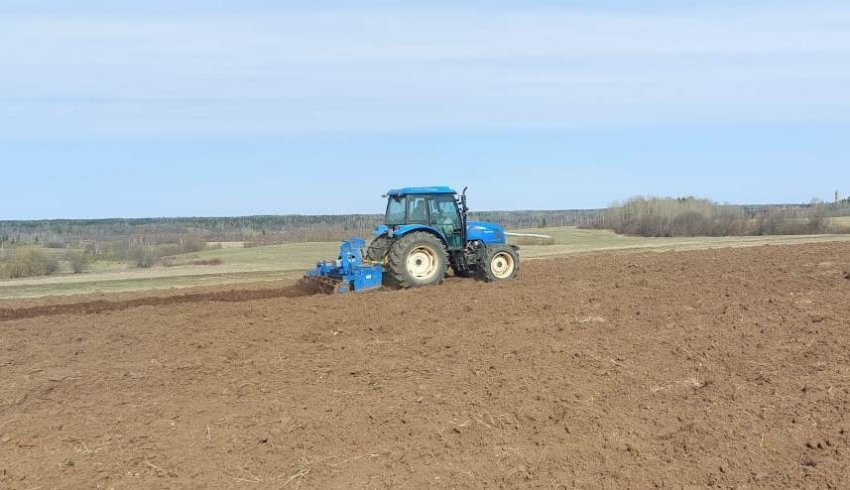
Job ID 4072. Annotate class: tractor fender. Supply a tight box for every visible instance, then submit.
[385,224,449,246]
[367,225,449,262]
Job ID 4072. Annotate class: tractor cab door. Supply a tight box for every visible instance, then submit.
[428,195,463,249]
[406,195,430,224]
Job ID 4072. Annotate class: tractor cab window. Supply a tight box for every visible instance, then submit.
[428,197,460,229]
[407,196,429,224]
[429,196,462,247]
[386,197,406,225]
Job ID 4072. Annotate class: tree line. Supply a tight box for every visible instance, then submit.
[2,200,848,257]
[588,197,850,237]
[0,210,603,248]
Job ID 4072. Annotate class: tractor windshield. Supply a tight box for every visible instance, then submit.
[386,197,406,225]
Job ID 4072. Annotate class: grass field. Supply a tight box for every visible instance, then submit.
[512,227,850,258]
[832,216,850,227]
[0,241,339,299]
[2,227,850,299]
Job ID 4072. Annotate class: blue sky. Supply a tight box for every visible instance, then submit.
[1,0,849,219]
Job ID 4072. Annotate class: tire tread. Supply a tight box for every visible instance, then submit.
[478,244,520,282]
[386,232,448,288]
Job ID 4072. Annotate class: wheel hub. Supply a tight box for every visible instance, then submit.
[491,251,515,279]
[407,246,438,279]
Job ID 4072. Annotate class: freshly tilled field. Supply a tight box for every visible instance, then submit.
[1,243,850,488]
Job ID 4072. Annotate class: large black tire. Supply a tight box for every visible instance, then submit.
[366,235,391,262]
[386,232,448,288]
[478,244,519,282]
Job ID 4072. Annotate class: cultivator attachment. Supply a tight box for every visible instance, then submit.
[297,238,383,295]
[296,275,347,295]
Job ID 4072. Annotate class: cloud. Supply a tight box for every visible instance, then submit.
[1,2,849,137]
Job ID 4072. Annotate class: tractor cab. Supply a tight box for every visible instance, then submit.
[382,186,465,249]
[376,186,507,251]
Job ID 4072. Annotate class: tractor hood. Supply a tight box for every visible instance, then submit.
[373,221,506,245]
[465,221,506,244]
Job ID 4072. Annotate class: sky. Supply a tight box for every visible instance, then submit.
[1,0,849,219]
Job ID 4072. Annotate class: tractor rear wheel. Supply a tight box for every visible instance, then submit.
[386,232,448,288]
[479,244,519,282]
[366,235,391,262]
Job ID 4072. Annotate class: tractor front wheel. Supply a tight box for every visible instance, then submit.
[479,245,519,282]
[386,232,448,288]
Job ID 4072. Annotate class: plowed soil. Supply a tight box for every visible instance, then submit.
[2,243,850,488]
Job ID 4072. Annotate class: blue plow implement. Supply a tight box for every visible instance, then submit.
[297,238,383,294]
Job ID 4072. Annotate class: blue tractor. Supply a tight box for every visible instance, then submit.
[299,186,519,294]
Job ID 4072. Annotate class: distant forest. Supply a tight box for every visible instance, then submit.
[0,209,603,248]
[2,200,849,249]
[591,198,850,237]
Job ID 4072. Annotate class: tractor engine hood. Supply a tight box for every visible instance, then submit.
[373,221,507,245]
[465,221,506,244]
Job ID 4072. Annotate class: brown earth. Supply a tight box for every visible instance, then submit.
[1,243,850,488]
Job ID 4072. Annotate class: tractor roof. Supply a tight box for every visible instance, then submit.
[385,186,456,197]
